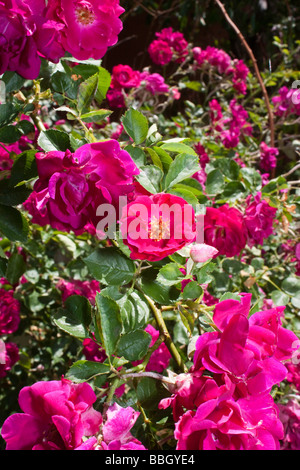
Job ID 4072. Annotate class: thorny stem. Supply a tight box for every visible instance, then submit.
[214,0,275,155]
[121,371,175,385]
[142,293,188,373]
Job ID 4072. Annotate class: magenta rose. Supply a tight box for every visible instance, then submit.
[1,378,103,450]
[0,341,19,379]
[0,1,41,79]
[110,64,141,89]
[204,204,247,257]
[0,288,20,335]
[75,403,147,450]
[148,39,173,65]
[46,0,124,61]
[244,192,277,247]
[120,192,197,261]
[56,278,100,305]
[24,140,139,234]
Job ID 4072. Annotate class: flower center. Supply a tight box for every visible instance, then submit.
[149,215,170,241]
[75,1,96,26]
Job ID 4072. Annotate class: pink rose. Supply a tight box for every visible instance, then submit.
[0,288,20,335]
[120,192,197,261]
[1,378,103,450]
[148,39,173,65]
[190,243,219,263]
[279,400,300,450]
[244,192,277,247]
[46,0,124,61]
[110,64,141,89]
[0,341,19,379]
[56,278,100,305]
[260,142,278,172]
[140,72,169,95]
[24,140,139,234]
[0,1,41,79]
[204,204,247,257]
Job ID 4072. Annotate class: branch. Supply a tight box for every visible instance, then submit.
[214,0,275,150]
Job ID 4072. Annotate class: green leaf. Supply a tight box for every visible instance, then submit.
[205,169,225,195]
[80,109,112,123]
[135,164,163,193]
[5,252,26,285]
[116,329,151,361]
[118,291,150,332]
[1,71,26,93]
[0,125,22,143]
[51,71,79,100]
[0,204,29,242]
[122,108,149,145]
[84,247,136,286]
[164,153,199,190]
[124,145,146,167]
[53,295,92,338]
[94,67,111,104]
[182,281,203,300]
[77,73,98,112]
[0,103,20,128]
[9,150,37,187]
[37,129,71,152]
[66,360,110,383]
[282,276,300,296]
[271,290,290,306]
[0,183,32,206]
[95,292,123,357]
[157,263,185,286]
[161,142,197,155]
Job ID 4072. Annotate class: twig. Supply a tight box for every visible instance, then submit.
[213,0,275,150]
[143,293,188,373]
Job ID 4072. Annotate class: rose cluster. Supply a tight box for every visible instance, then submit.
[159,294,300,450]
[208,98,253,149]
[193,46,249,95]
[148,27,189,66]
[106,64,177,109]
[0,278,20,378]
[272,86,300,118]
[24,140,139,235]
[0,0,124,79]
[201,192,277,258]
[0,377,146,450]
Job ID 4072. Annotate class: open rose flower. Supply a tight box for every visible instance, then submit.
[0,287,20,335]
[204,204,247,257]
[56,279,100,305]
[1,378,103,450]
[120,192,197,261]
[46,0,124,61]
[0,1,41,79]
[244,192,277,247]
[0,341,19,379]
[23,140,139,235]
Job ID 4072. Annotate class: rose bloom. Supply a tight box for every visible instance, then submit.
[278,399,300,450]
[56,278,100,305]
[0,341,19,379]
[159,372,283,450]
[75,403,147,450]
[204,204,247,257]
[110,64,141,89]
[244,192,277,247]
[120,192,197,262]
[0,287,20,335]
[0,1,41,79]
[1,378,103,450]
[23,140,139,234]
[46,0,124,61]
[148,39,173,65]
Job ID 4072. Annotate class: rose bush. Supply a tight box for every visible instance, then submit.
[0,0,300,453]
